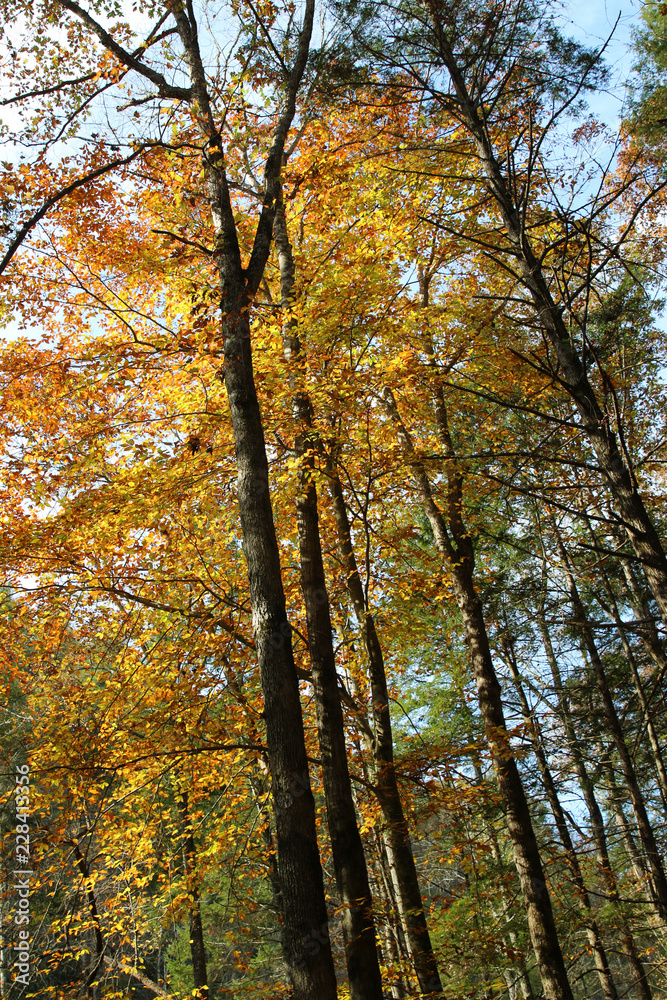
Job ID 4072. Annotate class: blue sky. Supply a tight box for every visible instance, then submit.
[565,0,640,52]
[563,0,643,124]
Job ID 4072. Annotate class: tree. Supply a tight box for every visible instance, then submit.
[2,2,667,998]
[336,0,667,628]
[0,1,342,995]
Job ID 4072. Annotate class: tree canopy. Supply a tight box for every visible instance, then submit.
[1,1,667,999]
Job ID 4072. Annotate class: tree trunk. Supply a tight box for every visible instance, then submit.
[270,195,442,996]
[468,747,537,1000]
[604,761,663,917]
[272,195,384,1000]
[73,842,107,998]
[324,461,443,995]
[222,657,286,950]
[502,640,618,1000]
[74,841,169,999]
[619,556,667,685]
[536,604,654,1000]
[552,525,667,926]
[453,578,573,1000]
[380,388,574,1000]
[221,298,338,1000]
[607,597,667,811]
[369,830,411,999]
[609,532,667,716]
[584,518,667,809]
[169,7,340,996]
[178,790,209,999]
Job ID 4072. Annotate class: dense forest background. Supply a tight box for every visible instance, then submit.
[1,0,667,998]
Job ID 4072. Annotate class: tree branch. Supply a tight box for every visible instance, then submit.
[0,147,146,273]
[57,0,191,101]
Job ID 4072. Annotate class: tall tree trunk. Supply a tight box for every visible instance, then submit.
[220,293,337,1000]
[424,270,609,996]
[598,744,666,927]
[468,746,537,1000]
[269,196,442,995]
[171,6,339,997]
[324,460,443,995]
[552,524,667,926]
[373,827,412,969]
[178,790,209,999]
[536,602,654,1000]
[426,9,667,625]
[502,640,618,1000]
[273,197,384,1000]
[368,830,411,999]
[380,389,574,1000]
[603,590,667,812]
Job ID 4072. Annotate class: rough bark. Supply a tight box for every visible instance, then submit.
[453,579,573,1000]
[171,5,339,996]
[324,461,443,996]
[468,749,537,1000]
[380,388,573,1000]
[220,308,337,996]
[273,197,384,1000]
